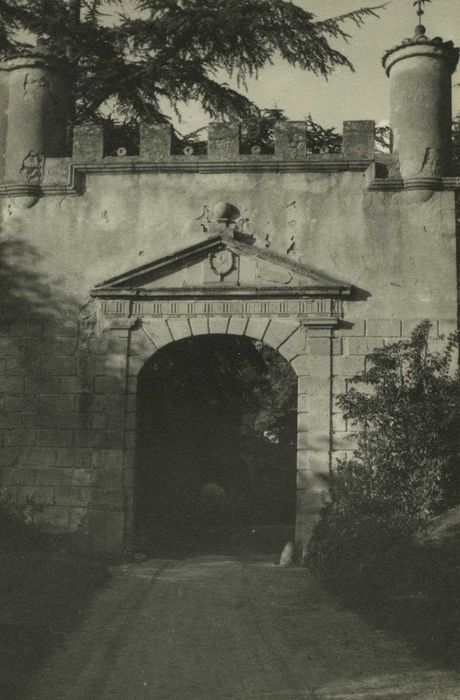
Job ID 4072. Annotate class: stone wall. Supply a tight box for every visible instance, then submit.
[0,121,458,552]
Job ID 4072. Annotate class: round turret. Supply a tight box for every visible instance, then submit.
[382,28,459,185]
[0,43,68,183]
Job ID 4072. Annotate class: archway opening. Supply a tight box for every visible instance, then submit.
[134,334,298,555]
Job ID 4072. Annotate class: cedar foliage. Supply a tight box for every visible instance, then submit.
[0,0,383,131]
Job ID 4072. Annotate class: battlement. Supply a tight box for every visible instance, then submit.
[72,120,376,163]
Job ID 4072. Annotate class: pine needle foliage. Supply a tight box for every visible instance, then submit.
[0,0,383,130]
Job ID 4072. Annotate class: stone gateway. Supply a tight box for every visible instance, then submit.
[0,27,458,552]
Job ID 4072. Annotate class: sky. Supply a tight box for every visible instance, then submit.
[171,0,460,134]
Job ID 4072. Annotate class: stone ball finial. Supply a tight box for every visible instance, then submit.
[212,201,240,223]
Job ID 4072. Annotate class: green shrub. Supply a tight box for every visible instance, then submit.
[308,321,460,583]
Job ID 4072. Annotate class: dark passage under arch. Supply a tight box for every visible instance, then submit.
[134,334,297,554]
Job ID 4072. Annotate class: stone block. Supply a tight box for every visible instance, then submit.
[92,463,123,490]
[333,356,365,377]
[34,468,73,487]
[37,430,73,448]
[43,157,71,186]
[227,316,248,337]
[104,510,125,551]
[37,395,75,413]
[0,412,24,429]
[168,317,191,341]
[41,356,76,376]
[25,377,60,393]
[124,430,136,449]
[123,469,134,487]
[332,377,347,395]
[332,432,358,451]
[343,120,375,160]
[345,337,385,355]
[366,319,402,337]
[75,430,123,449]
[59,376,92,394]
[307,337,331,356]
[90,489,124,508]
[207,122,240,160]
[55,448,92,468]
[7,356,41,376]
[124,395,137,413]
[402,319,438,338]
[21,448,57,467]
[0,376,25,393]
[189,317,209,336]
[90,449,124,470]
[278,327,306,360]
[438,319,458,337]
[94,376,127,394]
[36,505,71,530]
[297,431,309,450]
[60,321,79,337]
[300,430,330,453]
[72,123,104,162]
[298,376,331,395]
[208,317,229,335]
[332,337,342,355]
[339,320,366,337]
[1,485,18,502]
[19,485,55,504]
[69,507,88,533]
[142,321,173,350]
[140,124,172,161]
[123,449,135,470]
[290,355,307,376]
[274,121,307,160]
[3,430,37,446]
[332,413,347,433]
[297,412,309,432]
[54,486,92,507]
[58,337,78,356]
[12,468,36,486]
[264,319,299,350]
[124,412,137,431]
[127,356,144,377]
[245,317,270,341]
[126,377,138,394]
[0,446,21,468]
[78,393,125,414]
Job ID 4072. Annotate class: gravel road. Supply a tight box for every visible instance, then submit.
[26,554,460,699]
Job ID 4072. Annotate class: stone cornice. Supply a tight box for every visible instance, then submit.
[0,157,375,200]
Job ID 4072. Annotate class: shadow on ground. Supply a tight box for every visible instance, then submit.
[0,530,108,700]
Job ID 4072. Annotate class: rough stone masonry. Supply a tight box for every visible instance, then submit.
[0,26,458,552]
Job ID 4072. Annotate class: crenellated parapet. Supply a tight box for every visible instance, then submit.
[0,117,385,204]
[1,26,460,206]
[72,119,376,164]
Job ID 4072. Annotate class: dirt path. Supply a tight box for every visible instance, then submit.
[26,554,460,699]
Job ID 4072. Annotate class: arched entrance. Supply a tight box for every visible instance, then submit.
[90,231,350,552]
[134,334,297,553]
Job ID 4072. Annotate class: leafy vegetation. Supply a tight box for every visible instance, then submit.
[308,321,460,582]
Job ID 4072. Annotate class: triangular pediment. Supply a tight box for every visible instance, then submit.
[92,235,350,298]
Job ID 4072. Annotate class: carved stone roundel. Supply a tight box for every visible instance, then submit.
[209,250,235,279]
